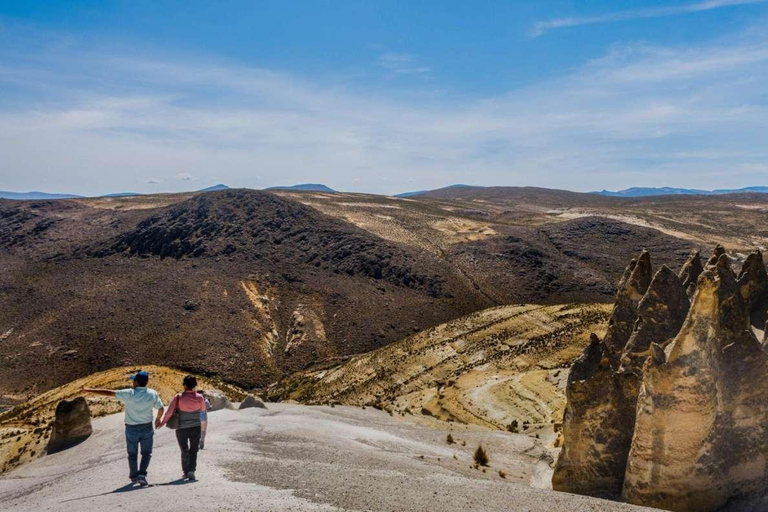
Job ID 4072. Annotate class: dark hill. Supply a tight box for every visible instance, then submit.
[90,189,450,296]
[0,190,489,395]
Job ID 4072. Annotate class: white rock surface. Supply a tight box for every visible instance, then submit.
[0,404,653,512]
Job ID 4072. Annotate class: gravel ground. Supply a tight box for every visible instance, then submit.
[0,404,656,511]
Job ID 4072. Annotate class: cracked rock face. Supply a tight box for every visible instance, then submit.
[554,247,768,511]
[623,255,768,511]
[47,397,93,454]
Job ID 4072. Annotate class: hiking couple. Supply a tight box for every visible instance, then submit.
[81,370,211,486]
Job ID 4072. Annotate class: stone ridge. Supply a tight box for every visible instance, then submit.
[553,247,768,511]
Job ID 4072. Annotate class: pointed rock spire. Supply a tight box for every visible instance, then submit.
[552,334,623,495]
[705,244,726,269]
[678,250,703,294]
[602,251,652,356]
[737,249,768,314]
[620,265,689,374]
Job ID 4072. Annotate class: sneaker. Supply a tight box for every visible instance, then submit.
[186,471,196,480]
[137,476,149,487]
[130,477,138,484]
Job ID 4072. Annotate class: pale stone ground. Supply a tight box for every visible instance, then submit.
[0,404,655,511]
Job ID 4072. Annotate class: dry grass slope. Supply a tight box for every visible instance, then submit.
[271,302,611,446]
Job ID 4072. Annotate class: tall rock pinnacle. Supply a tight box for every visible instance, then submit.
[602,251,652,357]
[623,254,767,511]
[552,263,688,497]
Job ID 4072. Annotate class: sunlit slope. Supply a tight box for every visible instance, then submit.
[271,302,611,444]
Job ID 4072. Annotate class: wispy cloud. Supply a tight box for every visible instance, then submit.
[532,0,768,36]
[378,52,431,76]
[1,24,768,194]
[145,178,160,184]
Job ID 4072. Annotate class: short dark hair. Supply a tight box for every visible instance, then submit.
[183,375,198,389]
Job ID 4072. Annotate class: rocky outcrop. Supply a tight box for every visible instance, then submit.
[551,334,624,495]
[239,395,267,410]
[46,397,92,454]
[602,251,653,356]
[555,246,768,511]
[678,250,703,298]
[552,258,688,497]
[623,255,768,511]
[203,390,231,411]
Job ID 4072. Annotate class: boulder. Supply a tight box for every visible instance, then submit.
[47,397,93,454]
[203,390,231,411]
[238,395,267,410]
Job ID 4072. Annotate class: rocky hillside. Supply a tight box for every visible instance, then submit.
[0,188,698,400]
[0,365,244,474]
[553,247,768,511]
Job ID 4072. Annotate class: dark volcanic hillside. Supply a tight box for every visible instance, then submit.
[0,188,701,400]
[90,190,448,296]
[0,190,490,396]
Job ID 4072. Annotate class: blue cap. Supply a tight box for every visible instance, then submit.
[129,370,149,385]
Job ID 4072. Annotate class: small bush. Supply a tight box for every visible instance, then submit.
[474,445,489,467]
[446,434,455,445]
[507,420,519,433]
[498,470,506,479]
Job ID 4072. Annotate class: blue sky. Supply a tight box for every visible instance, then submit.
[1,0,768,195]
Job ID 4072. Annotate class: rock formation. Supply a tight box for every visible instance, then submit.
[203,390,231,411]
[554,247,768,511]
[239,395,267,410]
[552,256,688,497]
[46,397,93,454]
[678,250,703,298]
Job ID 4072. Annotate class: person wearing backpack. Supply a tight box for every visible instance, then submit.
[81,370,165,486]
[158,375,207,480]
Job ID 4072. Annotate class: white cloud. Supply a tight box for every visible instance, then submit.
[1,24,768,195]
[532,0,768,37]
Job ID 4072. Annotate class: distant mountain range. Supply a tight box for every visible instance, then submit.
[395,184,476,198]
[593,186,768,197]
[0,191,83,200]
[0,184,230,200]
[265,183,336,193]
[4,183,767,201]
[199,184,229,192]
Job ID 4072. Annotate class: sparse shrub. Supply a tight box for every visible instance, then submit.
[474,445,489,466]
[446,434,455,445]
[420,407,433,417]
[498,470,506,479]
[507,420,519,433]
